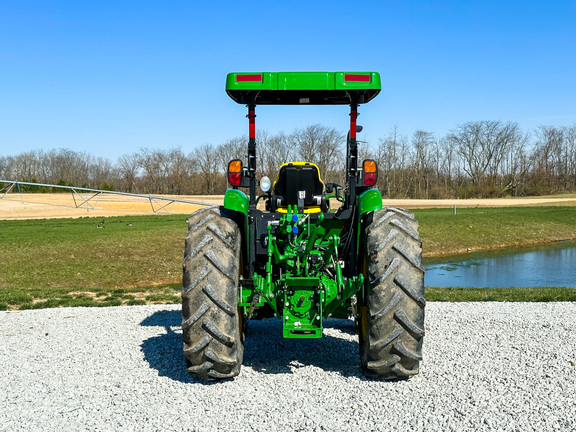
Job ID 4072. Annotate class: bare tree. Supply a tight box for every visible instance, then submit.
[116,153,140,193]
[166,148,192,195]
[3,119,576,198]
[449,121,520,189]
[0,156,9,179]
[291,124,344,182]
[502,136,531,196]
[90,157,113,189]
[439,136,458,195]
[411,130,436,198]
[565,125,576,189]
[138,148,169,194]
[376,126,404,197]
[217,137,246,170]
[41,149,95,187]
[194,143,220,195]
[532,125,565,192]
[12,150,44,182]
[260,132,295,180]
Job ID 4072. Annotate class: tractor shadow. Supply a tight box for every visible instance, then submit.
[243,318,362,377]
[140,309,363,383]
[140,309,196,384]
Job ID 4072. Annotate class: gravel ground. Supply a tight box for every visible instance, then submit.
[1,302,575,431]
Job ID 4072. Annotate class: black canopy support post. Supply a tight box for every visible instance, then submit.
[247,98,257,278]
[346,99,359,209]
[346,99,359,278]
[247,99,257,206]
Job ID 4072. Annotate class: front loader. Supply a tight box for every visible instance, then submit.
[182,72,425,380]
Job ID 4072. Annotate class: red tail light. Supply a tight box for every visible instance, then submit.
[228,173,242,185]
[236,74,263,82]
[344,74,371,82]
[364,173,377,186]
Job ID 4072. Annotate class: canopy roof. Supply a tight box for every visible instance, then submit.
[226,72,381,105]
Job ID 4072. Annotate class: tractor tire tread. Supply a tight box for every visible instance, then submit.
[182,207,244,381]
[394,309,425,337]
[203,283,236,316]
[360,207,425,380]
[392,341,423,361]
[182,266,211,296]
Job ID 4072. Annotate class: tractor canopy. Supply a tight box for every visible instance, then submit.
[226,72,381,105]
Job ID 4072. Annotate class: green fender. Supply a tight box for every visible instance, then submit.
[223,188,249,214]
[356,189,383,281]
[357,188,383,215]
[223,189,249,277]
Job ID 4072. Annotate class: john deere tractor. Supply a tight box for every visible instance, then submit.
[182,72,425,380]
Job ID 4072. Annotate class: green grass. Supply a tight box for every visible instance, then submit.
[0,206,575,310]
[413,206,576,256]
[0,214,187,310]
[0,284,182,311]
[427,287,576,302]
[144,293,180,303]
[0,215,186,289]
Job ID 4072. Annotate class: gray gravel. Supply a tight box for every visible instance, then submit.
[1,302,575,431]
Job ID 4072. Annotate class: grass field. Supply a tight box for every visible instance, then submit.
[417,206,576,256]
[0,215,186,310]
[426,287,576,302]
[0,205,575,310]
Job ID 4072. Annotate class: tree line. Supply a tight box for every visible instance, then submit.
[1,121,575,198]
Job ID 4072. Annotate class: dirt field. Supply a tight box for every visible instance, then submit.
[0,193,222,220]
[1,193,575,220]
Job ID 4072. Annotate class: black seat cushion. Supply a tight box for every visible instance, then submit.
[274,163,323,206]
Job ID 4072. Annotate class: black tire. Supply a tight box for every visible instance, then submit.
[359,207,425,380]
[181,207,244,380]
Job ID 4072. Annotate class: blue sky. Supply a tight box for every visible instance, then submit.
[1,1,575,161]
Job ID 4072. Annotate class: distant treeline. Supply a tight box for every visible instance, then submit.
[1,121,576,198]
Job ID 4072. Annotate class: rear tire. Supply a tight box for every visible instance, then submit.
[359,207,425,380]
[181,207,244,380]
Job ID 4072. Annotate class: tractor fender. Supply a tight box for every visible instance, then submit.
[223,188,249,214]
[357,188,383,215]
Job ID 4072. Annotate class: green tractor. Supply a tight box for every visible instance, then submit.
[182,72,425,380]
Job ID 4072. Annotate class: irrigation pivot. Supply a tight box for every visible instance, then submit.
[0,180,217,214]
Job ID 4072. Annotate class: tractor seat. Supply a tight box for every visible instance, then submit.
[270,162,328,213]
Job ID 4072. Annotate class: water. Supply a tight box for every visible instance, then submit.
[424,241,576,288]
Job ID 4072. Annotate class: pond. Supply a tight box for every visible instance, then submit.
[424,241,576,288]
